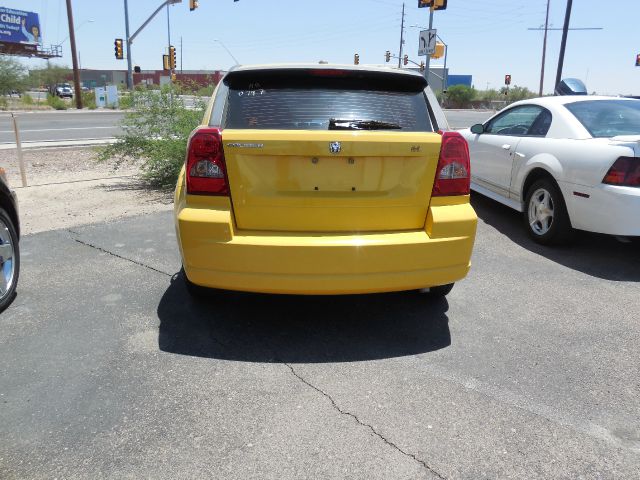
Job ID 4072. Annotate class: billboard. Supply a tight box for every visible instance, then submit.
[0,7,42,45]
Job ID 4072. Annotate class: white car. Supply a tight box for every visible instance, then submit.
[460,96,640,244]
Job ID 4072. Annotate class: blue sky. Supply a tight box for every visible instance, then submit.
[6,0,639,95]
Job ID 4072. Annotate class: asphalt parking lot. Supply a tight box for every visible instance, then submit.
[1,195,639,479]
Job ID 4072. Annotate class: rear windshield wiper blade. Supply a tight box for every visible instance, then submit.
[329,119,402,130]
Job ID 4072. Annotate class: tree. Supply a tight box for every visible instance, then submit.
[445,85,476,108]
[27,64,71,89]
[500,85,537,103]
[0,56,27,95]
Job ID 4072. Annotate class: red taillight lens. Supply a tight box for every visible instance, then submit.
[432,131,471,196]
[186,127,229,195]
[603,157,640,187]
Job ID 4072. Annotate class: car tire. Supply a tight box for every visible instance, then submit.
[0,207,19,313]
[423,283,454,298]
[524,178,573,245]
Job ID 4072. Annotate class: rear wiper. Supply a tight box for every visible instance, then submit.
[329,119,402,130]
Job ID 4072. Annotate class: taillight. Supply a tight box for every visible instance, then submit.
[603,157,640,187]
[186,127,229,195]
[432,131,471,196]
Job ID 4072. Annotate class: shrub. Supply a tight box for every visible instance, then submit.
[505,85,536,103]
[47,93,67,110]
[21,94,34,106]
[98,86,207,188]
[0,96,8,110]
[195,85,214,97]
[82,90,96,109]
[445,85,476,109]
[119,92,133,109]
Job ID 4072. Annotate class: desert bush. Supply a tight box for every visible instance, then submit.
[445,85,477,108]
[47,94,67,110]
[82,90,96,109]
[98,86,207,187]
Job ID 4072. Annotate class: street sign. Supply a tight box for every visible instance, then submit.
[418,29,437,56]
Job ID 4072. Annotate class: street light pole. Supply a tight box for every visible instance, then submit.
[424,5,435,81]
[65,0,83,109]
[124,0,133,89]
[398,3,405,68]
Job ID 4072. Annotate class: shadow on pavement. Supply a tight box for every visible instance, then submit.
[472,192,640,282]
[157,273,451,363]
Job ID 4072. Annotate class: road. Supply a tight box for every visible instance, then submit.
[0,111,124,144]
[0,109,491,145]
[1,200,639,478]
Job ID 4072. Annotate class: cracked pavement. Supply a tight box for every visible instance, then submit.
[1,196,640,479]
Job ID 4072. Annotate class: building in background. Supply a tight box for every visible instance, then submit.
[407,67,473,92]
[70,69,224,89]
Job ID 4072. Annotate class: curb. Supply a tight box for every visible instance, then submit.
[0,138,117,150]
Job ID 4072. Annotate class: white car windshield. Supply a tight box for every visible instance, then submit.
[565,100,640,138]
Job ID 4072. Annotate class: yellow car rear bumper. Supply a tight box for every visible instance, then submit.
[175,196,477,295]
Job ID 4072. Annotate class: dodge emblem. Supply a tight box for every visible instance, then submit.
[329,142,341,154]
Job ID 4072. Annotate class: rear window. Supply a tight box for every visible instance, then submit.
[221,69,433,132]
[564,100,640,138]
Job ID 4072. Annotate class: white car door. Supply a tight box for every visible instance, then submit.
[469,105,548,198]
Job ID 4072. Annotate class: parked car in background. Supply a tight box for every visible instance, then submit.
[50,83,73,98]
[460,96,640,245]
[0,168,20,312]
[174,64,477,297]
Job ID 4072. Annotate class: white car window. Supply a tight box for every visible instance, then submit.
[565,100,640,138]
[485,105,545,136]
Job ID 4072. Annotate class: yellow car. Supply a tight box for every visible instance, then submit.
[174,64,477,297]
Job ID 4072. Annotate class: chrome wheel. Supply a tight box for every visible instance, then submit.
[528,187,555,236]
[0,218,16,302]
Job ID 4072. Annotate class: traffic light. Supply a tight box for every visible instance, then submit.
[418,0,447,10]
[134,65,141,73]
[171,73,177,82]
[169,45,176,69]
[431,42,445,59]
[385,50,391,63]
[505,74,512,86]
[419,61,425,72]
[189,0,199,11]
[354,53,359,65]
[114,38,123,60]
[403,54,408,66]
[636,54,640,67]
[163,54,170,71]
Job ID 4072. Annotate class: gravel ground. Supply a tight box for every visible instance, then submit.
[2,147,173,235]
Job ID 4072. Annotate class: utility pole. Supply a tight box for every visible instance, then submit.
[555,0,573,90]
[539,0,551,96]
[180,36,183,73]
[124,0,133,89]
[167,2,172,86]
[424,4,435,81]
[65,0,83,109]
[398,3,405,68]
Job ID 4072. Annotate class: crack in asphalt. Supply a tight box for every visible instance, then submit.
[68,230,173,277]
[284,363,446,479]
